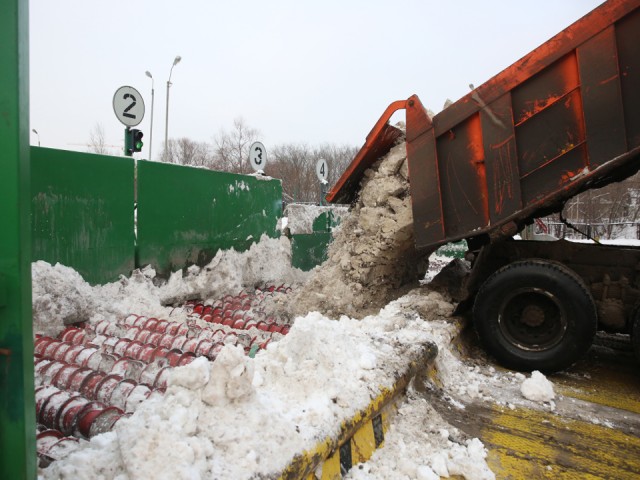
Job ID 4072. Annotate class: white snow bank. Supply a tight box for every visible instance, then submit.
[32,235,309,338]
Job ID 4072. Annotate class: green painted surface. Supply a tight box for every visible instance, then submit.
[0,0,37,477]
[31,147,135,284]
[291,233,333,271]
[137,161,282,276]
[435,241,467,259]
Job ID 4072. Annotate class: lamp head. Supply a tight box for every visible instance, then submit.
[145,71,153,78]
[173,56,182,66]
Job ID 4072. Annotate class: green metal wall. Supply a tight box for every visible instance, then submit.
[136,160,282,276]
[290,209,343,271]
[31,147,135,284]
[0,0,36,477]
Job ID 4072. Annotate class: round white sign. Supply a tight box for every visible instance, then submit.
[249,142,267,171]
[113,86,145,127]
[316,158,328,182]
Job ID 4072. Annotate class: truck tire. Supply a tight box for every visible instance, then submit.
[473,259,597,373]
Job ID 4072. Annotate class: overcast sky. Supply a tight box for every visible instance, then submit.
[29,0,604,160]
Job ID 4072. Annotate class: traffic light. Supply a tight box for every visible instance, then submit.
[124,128,144,156]
[132,129,144,153]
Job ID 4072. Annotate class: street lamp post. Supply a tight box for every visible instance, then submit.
[164,55,181,160]
[145,70,155,160]
[32,128,40,146]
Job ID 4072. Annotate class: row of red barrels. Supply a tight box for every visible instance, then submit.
[34,382,139,467]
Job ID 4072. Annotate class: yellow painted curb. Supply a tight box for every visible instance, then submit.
[278,343,437,480]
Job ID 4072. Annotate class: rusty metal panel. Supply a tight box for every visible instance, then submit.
[511,53,580,126]
[578,27,628,168]
[520,144,589,205]
[407,126,443,249]
[436,114,489,239]
[616,8,640,149]
[516,89,587,180]
[480,93,522,224]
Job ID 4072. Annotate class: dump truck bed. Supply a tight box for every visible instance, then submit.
[328,0,640,253]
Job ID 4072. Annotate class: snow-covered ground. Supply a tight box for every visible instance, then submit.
[33,234,568,480]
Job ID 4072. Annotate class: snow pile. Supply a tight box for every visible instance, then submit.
[289,141,426,319]
[38,281,498,479]
[32,235,308,338]
[521,370,555,403]
[347,392,494,480]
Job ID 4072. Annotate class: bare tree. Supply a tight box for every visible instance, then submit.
[264,143,357,203]
[161,138,212,167]
[212,118,260,174]
[88,122,109,155]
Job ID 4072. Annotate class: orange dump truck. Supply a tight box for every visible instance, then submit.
[328,0,640,372]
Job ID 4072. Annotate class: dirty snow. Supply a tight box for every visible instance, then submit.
[34,231,504,480]
[521,370,556,403]
[288,141,425,320]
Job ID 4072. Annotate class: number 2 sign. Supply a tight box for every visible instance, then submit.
[113,86,145,127]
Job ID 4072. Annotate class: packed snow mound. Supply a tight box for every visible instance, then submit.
[288,141,425,319]
[32,261,97,336]
[40,290,494,480]
[32,235,309,338]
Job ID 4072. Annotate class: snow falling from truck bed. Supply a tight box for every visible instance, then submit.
[289,140,422,320]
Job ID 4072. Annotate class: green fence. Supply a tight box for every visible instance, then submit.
[31,147,135,284]
[30,150,283,282]
[136,160,282,277]
[289,208,346,271]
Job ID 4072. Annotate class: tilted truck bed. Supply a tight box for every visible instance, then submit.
[328,0,640,253]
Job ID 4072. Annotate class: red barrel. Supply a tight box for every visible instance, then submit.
[56,395,89,435]
[67,367,95,392]
[134,329,152,344]
[41,390,72,429]
[177,352,196,366]
[144,317,159,331]
[195,339,214,357]
[124,340,144,359]
[155,319,169,333]
[36,429,63,457]
[62,344,86,365]
[123,314,140,326]
[154,368,171,390]
[79,371,106,400]
[35,386,60,422]
[109,379,137,410]
[34,336,55,356]
[74,346,98,367]
[95,374,123,404]
[40,362,67,385]
[51,363,81,390]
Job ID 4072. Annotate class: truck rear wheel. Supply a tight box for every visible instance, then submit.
[473,259,597,373]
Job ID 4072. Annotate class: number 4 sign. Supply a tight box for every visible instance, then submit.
[316,158,328,183]
[113,86,145,127]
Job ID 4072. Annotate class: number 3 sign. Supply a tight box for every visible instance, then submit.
[113,86,145,127]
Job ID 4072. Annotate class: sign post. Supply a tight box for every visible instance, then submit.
[316,158,329,205]
[249,141,267,172]
[113,86,145,156]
